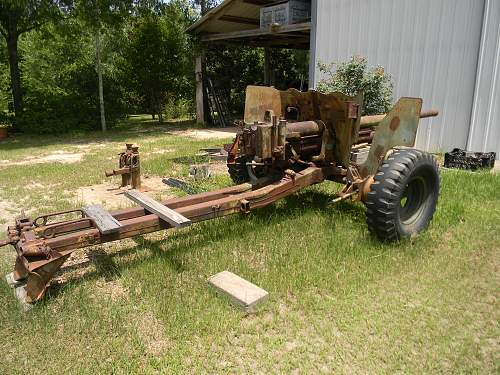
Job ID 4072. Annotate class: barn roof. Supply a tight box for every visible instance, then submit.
[187,0,311,50]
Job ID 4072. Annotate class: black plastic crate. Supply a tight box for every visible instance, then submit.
[444,148,496,171]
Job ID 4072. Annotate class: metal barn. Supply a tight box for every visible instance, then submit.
[189,0,500,159]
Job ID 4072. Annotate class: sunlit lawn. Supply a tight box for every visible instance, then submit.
[0,116,498,374]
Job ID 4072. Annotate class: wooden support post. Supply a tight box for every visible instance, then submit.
[264,47,271,86]
[196,54,205,125]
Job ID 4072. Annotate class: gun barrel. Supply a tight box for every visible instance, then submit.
[360,109,439,128]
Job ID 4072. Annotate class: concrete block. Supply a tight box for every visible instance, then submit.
[492,160,500,174]
[189,164,212,180]
[14,285,33,311]
[5,272,24,288]
[208,271,268,312]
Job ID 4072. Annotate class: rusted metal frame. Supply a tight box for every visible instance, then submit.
[12,167,330,302]
[33,209,85,227]
[28,183,255,240]
[105,144,141,189]
[13,167,329,302]
[23,169,318,261]
[30,167,323,257]
[6,184,257,276]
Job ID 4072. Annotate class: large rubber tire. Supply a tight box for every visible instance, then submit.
[365,148,440,241]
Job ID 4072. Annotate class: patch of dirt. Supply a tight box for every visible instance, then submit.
[169,127,237,140]
[208,161,229,176]
[1,150,84,167]
[24,182,62,190]
[74,177,175,210]
[0,199,25,234]
[148,148,176,155]
[133,310,171,356]
[94,278,129,301]
[73,142,110,150]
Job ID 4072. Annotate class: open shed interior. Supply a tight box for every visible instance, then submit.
[188,0,313,127]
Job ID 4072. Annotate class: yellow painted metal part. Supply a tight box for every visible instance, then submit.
[359,97,423,177]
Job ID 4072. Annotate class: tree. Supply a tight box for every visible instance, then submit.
[123,5,190,122]
[74,0,131,131]
[18,19,128,133]
[0,0,66,120]
[0,39,10,111]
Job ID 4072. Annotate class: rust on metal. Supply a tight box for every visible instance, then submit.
[360,97,428,177]
[1,86,440,305]
[243,85,363,166]
[389,117,400,131]
[105,144,142,189]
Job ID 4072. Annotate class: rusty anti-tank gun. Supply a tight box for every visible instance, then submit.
[1,85,440,305]
[227,86,439,214]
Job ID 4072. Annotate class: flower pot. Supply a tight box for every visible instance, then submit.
[0,127,7,140]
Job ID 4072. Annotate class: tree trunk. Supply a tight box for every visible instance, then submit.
[264,47,271,86]
[195,54,205,124]
[95,30,106,132]
[6,33,23,118]
[200,0,206,15]
[157,97,163,123]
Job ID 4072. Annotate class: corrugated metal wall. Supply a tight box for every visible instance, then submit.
[468,0,500,159]
[311,0,485,153]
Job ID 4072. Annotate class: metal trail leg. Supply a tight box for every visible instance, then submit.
[23,255,70,303]
[13,255,28,281]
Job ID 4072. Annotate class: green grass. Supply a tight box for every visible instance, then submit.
[0,117,499,374]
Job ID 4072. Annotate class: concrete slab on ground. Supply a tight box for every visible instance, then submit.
[208,271,268,312]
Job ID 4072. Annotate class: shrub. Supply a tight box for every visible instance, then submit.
[18,64,127,134]
[0,111,13,127]
[317,56,393,115]
[163,97,195,120]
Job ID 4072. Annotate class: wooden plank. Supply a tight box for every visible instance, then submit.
[124,189,191,228]
[218,15,259,26]
[83,204,122,235]
[208,271,269,312]
[201,22,311,42]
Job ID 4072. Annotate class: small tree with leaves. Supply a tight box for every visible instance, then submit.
[317,56,393,115]
[74,0,131,132]
[123,5,190,122]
